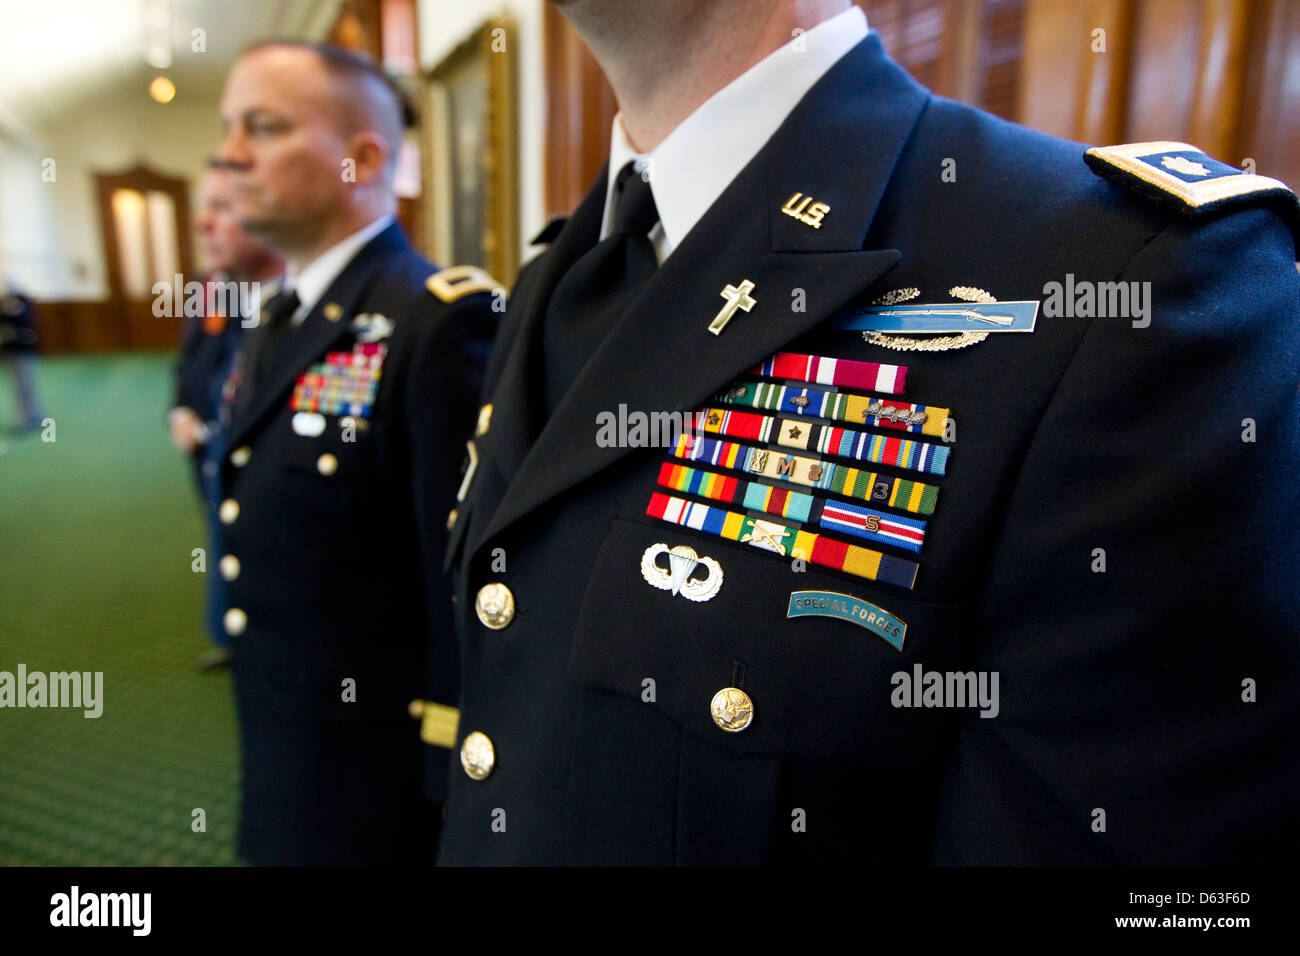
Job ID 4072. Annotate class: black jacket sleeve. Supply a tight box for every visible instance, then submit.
[404,288,499,802]
[931,206,1300,864]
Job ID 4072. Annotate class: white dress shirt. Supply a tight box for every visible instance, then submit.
[285,213,395,325]
[601,5,869,262]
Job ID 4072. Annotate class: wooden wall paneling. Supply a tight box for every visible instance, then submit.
[862,0,949,94]
[1239,0,1300,188]
[1017,0,1088,138]
[1126,0,1201,145]
[33,301,125,354]
[1187,0,1252,161]
[1074,0,1135,144]
[542,3,616,220]
[974,0,1027,121]
[938,0,982,104]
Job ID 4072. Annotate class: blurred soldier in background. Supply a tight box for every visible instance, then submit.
[0,275,45,433]
[169,164,284,670]
[214,41,497,865]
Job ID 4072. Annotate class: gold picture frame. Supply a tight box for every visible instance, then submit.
[423,16,519,285]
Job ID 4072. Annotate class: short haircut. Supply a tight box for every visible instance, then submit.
[239,41,415,172]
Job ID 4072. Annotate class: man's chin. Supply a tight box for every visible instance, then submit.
[235,215,284,245]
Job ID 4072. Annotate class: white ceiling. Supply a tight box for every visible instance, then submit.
[0,0,343,136]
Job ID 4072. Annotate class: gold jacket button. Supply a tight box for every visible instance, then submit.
[710,687,754,733]
[460,731,496,780]
[223,608,248,637]
[446,508,458,530]
[317,453,339,476]
[219,555,241,581]
[475,403,493,437]
[230,446,251,467]
[474,583,515,629]
[219,499,240,525]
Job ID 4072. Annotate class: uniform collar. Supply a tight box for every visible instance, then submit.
[286,213,395,322]
[601,4,868,257]
[227,221,408,446]
[468,29,931,559]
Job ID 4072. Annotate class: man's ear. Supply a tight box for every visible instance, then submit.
[346,131,390,186]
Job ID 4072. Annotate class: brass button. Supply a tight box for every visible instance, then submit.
[474,583,515,630]
[475,403,493,437]
[219,498,240,525]
[317,453,339,476]
[460,731,495,780]
[223,608,247,637]
[219,555,241,581]
[230,445,251,467]
[710,687,754,733]
[323,302,343,321]
[446,508,458,530]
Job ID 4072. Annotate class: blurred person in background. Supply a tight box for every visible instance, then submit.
[0,275,45,433]
[169,163,284,671]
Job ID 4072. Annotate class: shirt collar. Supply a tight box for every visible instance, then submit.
[601,4,868,258]
[286,214,394,319]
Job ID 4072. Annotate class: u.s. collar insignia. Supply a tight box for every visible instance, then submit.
[351,312,394,343]
[640,543,723,602]
[836,286,1037,352]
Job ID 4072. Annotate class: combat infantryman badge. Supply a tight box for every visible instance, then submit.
[350,312,394,342]
[640,543,724,602]
[835,286,1037,352]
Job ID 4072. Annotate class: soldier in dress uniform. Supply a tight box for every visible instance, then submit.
[437,0,1300,865]
[170,164,284,671]
[214,41,499,865]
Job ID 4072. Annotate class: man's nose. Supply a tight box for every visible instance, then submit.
[217,126,252,168]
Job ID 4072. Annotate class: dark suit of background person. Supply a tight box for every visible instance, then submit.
[438,5,1300,865]
[219,218,496,865]
[173,282,246,485]
[0,283,44,431]
[171,280,254,656]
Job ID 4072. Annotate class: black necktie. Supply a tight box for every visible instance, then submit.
[236,288,300,417]
[250,289,300,389]
[542,160,660,415]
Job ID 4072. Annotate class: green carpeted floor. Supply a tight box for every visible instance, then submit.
[0,354,241,865]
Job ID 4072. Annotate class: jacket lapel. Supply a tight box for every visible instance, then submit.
[469,33,930,560]
[227,223,408,447]
[472,177,607,487]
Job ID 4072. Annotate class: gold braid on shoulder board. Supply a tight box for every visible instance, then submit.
[426,265,503,303]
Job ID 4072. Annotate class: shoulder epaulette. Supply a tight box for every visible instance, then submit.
[426,265,503,304]
[1085,142,1300,234]
[530,217,567,246]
